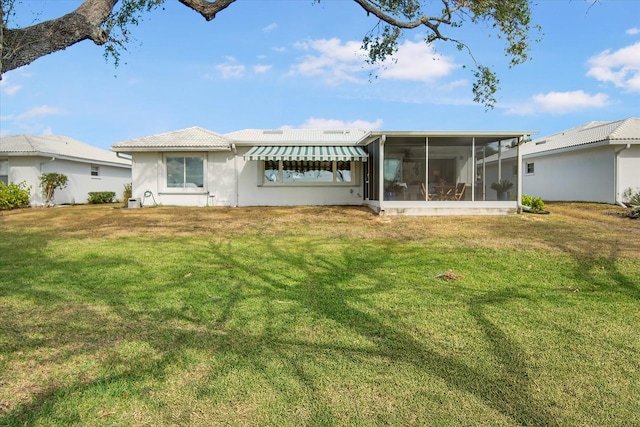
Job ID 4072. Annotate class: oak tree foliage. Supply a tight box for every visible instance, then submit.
[1,0,539,108]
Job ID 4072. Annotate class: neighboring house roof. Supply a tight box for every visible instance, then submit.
[226,129,370,145]
[111,126,231,152]
[481,117,640,163]
[0,134,131,167]
[523,117,640,156]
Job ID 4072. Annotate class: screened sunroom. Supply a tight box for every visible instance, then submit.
[361,131,535,215]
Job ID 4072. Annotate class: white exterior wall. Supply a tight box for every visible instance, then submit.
[618,145,640,198]
[130,151,235,207]
[523,146,615,203]
[236,155,364,207]
[129,148,364,207]
[5,156,130,206]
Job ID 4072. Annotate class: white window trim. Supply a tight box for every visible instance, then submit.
[525,162,535,175]
[0,159,8,185]
[162,152,207,193]
[259,160,359,187]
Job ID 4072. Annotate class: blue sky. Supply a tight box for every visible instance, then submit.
[1,0,639,150]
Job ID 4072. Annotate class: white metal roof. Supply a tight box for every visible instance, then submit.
[480,117,640,163]
[0,134,131,167]
[226,129,370,145]
[111,126,231,152]
[523,117,640,156]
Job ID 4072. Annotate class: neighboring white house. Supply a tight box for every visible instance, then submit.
[111,126,535,215]
[0,134,132,206]
[482,118,640,204]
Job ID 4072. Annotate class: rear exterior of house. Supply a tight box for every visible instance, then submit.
[0,134,132,206]
[111,127,534,215]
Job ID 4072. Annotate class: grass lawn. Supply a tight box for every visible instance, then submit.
[1,203,639,426]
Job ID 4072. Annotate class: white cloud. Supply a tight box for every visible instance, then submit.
[262,23,277,32]
[215,62,245,79]
[289,38,367,85]
[506,90,610,115]
[15,105,63,120]
[289,38,459,86]
[378,41,460,82]
[290,117,383,130]
[626,27,640,35]
[253,64,272,74]
[586,41,640,92]
[0,75,22,96]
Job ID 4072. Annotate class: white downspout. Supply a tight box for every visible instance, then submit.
[231,144,238,207]
[614,143,631,207]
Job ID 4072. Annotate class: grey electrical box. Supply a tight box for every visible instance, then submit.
[128,198,141,209]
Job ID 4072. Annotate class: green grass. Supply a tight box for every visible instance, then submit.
[1,203,639,426]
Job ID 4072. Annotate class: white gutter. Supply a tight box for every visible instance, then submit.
[614,143,631,207]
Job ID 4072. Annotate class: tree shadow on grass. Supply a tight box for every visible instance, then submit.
[1,232,562,425]
[199,238,561,425]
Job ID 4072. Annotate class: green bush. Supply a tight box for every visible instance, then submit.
[0,181,32,210]
[521,194,545,212]
[87,191,116,204]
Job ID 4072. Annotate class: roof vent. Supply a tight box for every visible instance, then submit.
[323,130,348,135]
[535,140,547,145]
[263,130,284,135]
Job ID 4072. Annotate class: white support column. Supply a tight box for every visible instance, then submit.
[379,135,386,205]
[424,136,429,201]
[471,137,475,202]
[482,148,486,201]
[517,136,524,210]
[497,140,502,181]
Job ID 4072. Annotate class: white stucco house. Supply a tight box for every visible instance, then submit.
[0,134,132,206]
[111,126,535,215]
[482,118,640,204]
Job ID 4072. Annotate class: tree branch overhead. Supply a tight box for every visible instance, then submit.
[1,0,538,107]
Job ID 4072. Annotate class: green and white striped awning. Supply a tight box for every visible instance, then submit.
[243,146,368,162]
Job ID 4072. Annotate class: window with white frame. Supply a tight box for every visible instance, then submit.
[526,162,535,174]
[90,165,100,177]
[166,155,204,188]
[262,160,354,185]
[0,159,8,185]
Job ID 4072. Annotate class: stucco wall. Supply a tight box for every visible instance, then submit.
[6,156,131,206]
[618,145,640,198]
[522,146,615,203]
[129,149,365,207]
[236,157,364,207]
